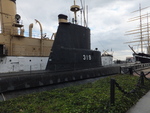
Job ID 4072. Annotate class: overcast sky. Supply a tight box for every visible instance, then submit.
[16,0,150,60]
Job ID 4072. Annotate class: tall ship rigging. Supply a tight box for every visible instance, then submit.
[125,4,150,63]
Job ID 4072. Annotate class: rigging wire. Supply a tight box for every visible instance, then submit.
[17,1,31,25]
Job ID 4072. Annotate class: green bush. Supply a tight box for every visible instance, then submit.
[0,74,150,113]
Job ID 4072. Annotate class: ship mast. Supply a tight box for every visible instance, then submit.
[147,13,150,47]
[125,4,150,54]
[70,0,80,24]
[139,4,143,53]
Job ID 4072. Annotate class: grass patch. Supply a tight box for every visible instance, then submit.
[0,74,150,113]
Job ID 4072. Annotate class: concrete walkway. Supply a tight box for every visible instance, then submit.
[126,91,150,113]
[126,68,150,113]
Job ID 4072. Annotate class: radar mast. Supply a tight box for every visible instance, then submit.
[70,0,80,24]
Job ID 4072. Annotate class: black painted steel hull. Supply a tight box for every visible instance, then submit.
[0,66,121,95]
[133,53,150,63]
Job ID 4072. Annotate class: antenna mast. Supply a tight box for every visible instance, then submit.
[80,0,88,27]
[70,0,80,24]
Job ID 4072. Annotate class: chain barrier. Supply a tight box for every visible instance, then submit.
[115,76,142,95]
[144,73,150,81]
[110,69,150,105]
[145,72,150,76]
[133,69,141,76]
[133,69,150,81]
[121,67,130,74]
[115,70,149,94]
[121,67,134,75]
[115,82,128,94]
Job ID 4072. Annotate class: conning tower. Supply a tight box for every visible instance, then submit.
[46,13,101,71]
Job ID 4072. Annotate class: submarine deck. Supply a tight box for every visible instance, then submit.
[0,70,50,78]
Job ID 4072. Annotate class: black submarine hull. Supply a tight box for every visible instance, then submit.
[0,66,120,95]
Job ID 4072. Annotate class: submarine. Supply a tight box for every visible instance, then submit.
[46,14,101,71]
[0,0,121,100]
[46,1,101,71]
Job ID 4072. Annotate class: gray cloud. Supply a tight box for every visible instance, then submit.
[16,0,150,60]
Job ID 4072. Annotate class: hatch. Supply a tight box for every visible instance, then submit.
[0,44,7,57]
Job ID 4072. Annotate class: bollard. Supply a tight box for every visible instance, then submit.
[110,79,116,105]
[140,71,145,86]
[129,67,133,75]
[120,67,121,74]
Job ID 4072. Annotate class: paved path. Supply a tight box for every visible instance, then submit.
[126,91,150,113]
[133,68,150,78]
[127,69,150,113]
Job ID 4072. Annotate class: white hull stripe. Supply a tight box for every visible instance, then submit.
[134,55,150,59]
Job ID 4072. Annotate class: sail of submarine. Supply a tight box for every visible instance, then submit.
[46,0,102,71]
